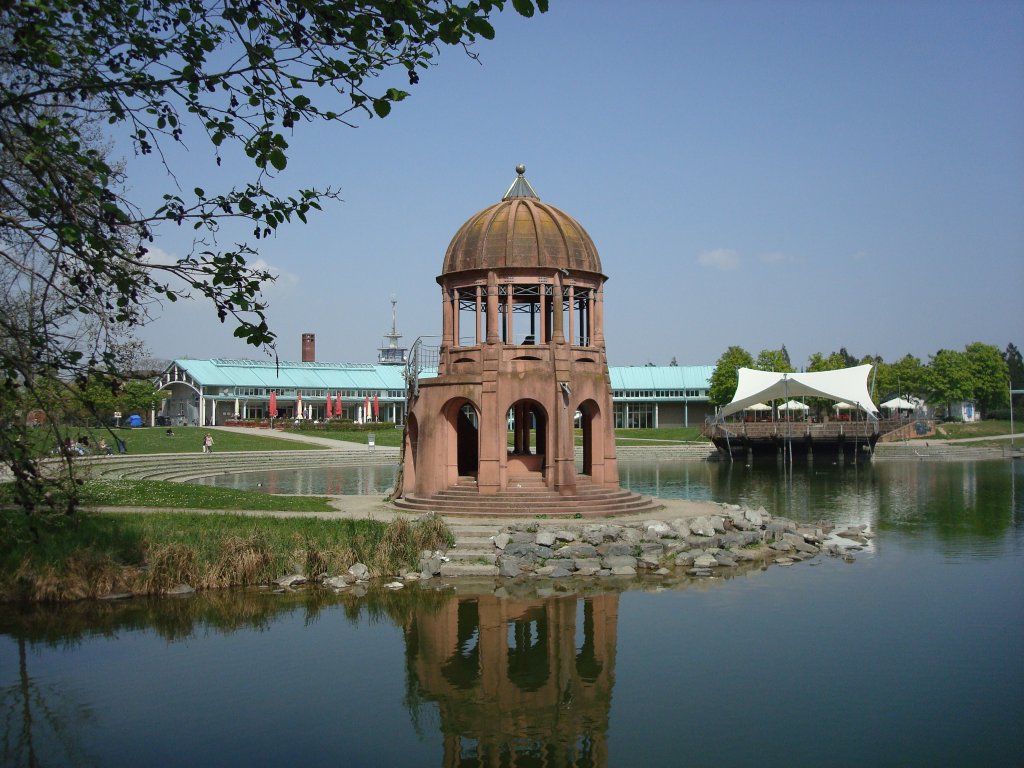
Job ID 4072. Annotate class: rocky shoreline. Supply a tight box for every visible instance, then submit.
[272,504,874,592]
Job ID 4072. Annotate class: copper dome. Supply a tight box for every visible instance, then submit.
[441,169,603,277]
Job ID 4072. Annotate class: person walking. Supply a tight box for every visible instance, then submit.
[202,433,214,453]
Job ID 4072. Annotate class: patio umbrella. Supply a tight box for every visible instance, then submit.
[269,391,277,418]
[364,395,370,422]
[234,398,239,418]
[373,394,379,421]
[336,392,342,416]
[326,394,333,419]
[296,392,302,419]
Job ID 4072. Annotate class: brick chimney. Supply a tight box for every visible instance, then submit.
[301,333,315,362]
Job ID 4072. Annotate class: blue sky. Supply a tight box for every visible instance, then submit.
[133,0,1024,369]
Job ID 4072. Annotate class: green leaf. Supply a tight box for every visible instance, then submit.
[372,98,391,118]
[511,0,535,17]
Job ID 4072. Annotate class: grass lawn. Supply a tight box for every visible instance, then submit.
[929,420,1016,440]
[284,427,404,447]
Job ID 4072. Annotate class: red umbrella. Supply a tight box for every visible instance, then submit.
[326,393,333,419]
[373,394,379,421]
[336,392,342,416]
[269,391,277,418]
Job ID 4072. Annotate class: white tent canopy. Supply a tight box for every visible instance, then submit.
[833,401,855,410]
[744,402,772,411]
[881,396,917,411]
[720,365,879,419]
[777,400,809,411]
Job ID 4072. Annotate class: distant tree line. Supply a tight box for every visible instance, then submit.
[707,341,1022,419]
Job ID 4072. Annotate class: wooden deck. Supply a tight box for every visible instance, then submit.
[701,419,904,458]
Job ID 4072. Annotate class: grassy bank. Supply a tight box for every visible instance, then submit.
[928,420,1015,440]
[1,510,452,603]
[1,480,336,512]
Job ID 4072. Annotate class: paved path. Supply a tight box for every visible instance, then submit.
[208,425,394,451]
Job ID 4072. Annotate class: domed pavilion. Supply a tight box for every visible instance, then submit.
[396,167,658,516]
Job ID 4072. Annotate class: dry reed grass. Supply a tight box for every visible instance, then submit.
[3,516,454,603]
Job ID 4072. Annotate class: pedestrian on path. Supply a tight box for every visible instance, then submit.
[202,433,214,453]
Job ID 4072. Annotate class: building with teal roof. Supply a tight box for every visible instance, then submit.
[155,358,713,428]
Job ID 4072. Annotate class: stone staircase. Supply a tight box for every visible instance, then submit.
[394,475,663,518]
[437,521,504,577]
[872,442,1006,460]
[74,448,400,483]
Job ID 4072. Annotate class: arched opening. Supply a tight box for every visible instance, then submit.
[505,399,547,476]
[577,399,601,477]
[403,413,419,492]
[444,400,479,478]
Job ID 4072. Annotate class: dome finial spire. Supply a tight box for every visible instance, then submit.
[503,164,539,201]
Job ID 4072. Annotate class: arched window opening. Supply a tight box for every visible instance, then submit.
[506,400,547,459]
[448,401,479,477]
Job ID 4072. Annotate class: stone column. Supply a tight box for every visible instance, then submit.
[551,273,564,343]
[441,286,454,348]
[486,273,499,344]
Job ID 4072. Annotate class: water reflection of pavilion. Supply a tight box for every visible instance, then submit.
[404,592,619,768]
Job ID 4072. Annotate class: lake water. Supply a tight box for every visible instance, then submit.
[2,459,1022,767]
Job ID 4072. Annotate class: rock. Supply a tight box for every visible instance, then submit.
[731,515,755,531]
[727,547,758,562]
[610,565,637,576]
[573,557,603,572]
[598,541,635,557]
[836,529,868,543]
[687,568,714,577]
[603,554,638,569]
[710,515,727,533]
[644,521,674,538]
[323,576,350,589]
[419,555,442,576]
[769,540,794,552]
[166,583,194,596]
[693,553,719,568]
[535,530,557,547]
[674,552,696,567]
[384,581,404,590]
[493,533,511,550]
[619,527,642,545]
[774,557,795,566]
[348,563,370,581]
[545,558,575,572]
[554,530,577,542]
[686,534,721,549]
[499,558,523,578]
[654,567,671,576]
[274,573,306,587]
[713,553,738,567]
[745,507,765,527]
[689,516,716,537]
[562,542,599,559]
